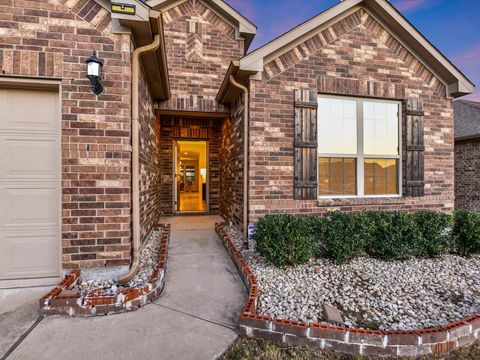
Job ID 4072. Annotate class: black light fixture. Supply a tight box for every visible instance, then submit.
[86,51,104,95]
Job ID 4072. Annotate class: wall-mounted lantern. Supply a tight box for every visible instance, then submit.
[86,51,104,95]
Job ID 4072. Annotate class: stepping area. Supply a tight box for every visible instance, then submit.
[1,216,246,360]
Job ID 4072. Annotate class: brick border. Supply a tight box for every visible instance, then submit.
[215,223,480,357]
[40,224,171,317]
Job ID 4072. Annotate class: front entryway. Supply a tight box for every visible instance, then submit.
[0,86,61,287]
[174,140,208,213]
[3,216,247,360]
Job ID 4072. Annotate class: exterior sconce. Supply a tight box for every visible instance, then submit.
[86,51,104,95]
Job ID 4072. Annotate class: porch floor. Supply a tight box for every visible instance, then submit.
[4,216,247,360]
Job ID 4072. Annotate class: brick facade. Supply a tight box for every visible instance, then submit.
[455,139,480,211]
[0,0,133,270]
[139,69,162,242]
[247,9,454,223]
[220,93,245,229]
[157,0,244,113]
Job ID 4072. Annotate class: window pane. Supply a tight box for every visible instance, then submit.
[364,102,399,155]
[318,98,357,154]
[364,159,398,195]
[318,157,357,196]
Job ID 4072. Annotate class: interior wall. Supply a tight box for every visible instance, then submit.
[138,69,162,242]
[160,116,222,215]
[220,94,245,231]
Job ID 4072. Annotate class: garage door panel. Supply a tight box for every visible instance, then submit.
[0,135,59,180]
[0,86,60,284]
[0,185,59,228]
[0,88,58,132]
[1,231,60,279]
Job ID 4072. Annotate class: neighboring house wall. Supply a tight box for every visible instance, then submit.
[139,68,162,242]
[455,139,480,211]
[0,0,133,270]
[220,93,244,230]
[157,0,244,113]
[159,117,222,215]
[248,9,454,222]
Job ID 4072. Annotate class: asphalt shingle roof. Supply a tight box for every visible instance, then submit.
[454,100,480,140]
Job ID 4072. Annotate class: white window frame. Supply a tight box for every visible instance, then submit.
[318,94,402,199]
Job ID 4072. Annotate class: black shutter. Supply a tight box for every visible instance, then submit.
[405,98,425,197]
[294,89,318,200]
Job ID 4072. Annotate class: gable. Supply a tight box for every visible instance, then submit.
[235,0,473,99]
[147,0,256,52]
[162,0,237,42]
[262,8,446,99]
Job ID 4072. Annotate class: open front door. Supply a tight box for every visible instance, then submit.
[173,140,180,212]
[173,140,208,213]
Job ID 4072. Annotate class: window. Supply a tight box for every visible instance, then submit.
[318,96,401,197]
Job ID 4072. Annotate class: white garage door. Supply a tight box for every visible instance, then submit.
[0,87,61,286]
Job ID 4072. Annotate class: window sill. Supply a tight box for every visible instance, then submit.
[317,196,406,207]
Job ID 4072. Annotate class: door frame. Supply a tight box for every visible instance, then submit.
[0,76,63,289]
[172,139,209,214]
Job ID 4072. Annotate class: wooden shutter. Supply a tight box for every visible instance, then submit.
[405,98,425,197]
[294,89,318,200]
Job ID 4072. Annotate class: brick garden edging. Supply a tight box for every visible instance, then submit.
[40,224,171,317]
[215,223,480,357]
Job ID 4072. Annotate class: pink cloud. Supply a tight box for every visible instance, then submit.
[225,0,256,21]
[393,0,427,12]
[453,46,480,66]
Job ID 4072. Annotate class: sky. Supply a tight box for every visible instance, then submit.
[224,0,480,101]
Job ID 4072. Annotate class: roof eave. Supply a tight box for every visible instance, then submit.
[455,134,480,142]
[113,4,171,101]
[216,61,256,104]
[238,0,474,98]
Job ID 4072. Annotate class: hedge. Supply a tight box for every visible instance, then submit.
[254,210,478,267]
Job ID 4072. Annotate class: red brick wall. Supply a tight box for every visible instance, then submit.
[0,0,133,269]
[139,69,161,242]
[455,139,480,211]
[157,0,244,113]
[248,9,454,223]
[220,94,245,230]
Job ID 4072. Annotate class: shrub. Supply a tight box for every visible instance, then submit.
[255,214,311,267]
[301,215,328,258]
[318,212,373,264]
[366,211,420,261]
[413,211,453,257]
[453,210,480,256]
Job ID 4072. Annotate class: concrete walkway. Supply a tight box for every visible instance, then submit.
[3,216,246,360]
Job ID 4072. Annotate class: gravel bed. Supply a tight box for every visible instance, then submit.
[223,225,480,331]
[73,229,164,294]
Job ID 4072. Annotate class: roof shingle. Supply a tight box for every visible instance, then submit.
[454,100,480,140]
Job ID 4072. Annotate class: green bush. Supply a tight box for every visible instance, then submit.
[365,211,419,261]
[301,215,328,258]
[413,211,453,257]
[253,210,480,268]
[255,214,311,267]
[318,212,373,264]
[453,210,480,256]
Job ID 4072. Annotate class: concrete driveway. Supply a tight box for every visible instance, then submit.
[2,216,246,360]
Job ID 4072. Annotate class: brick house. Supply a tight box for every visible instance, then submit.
[454,100,480,211]
[0,0,473,287]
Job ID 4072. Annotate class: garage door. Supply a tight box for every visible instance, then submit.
[0,87,60,285]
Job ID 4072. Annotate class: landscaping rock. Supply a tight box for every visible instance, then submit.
[73,229,164,295]
[223,225,480,331]
[323,304,343,325]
